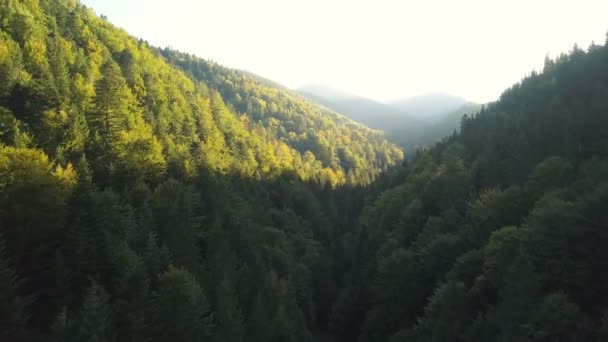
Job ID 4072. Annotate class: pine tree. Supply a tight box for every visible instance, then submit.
[424,281,469,342]
[47,36,71,106]
[66,156,99,293]
[495,250,540,341]
[111,242,150,341]
[150,179,202,271]
[49,307,74,342]
[215,275,245,342]
[146,266,213,341]
[0,232,29,340]
[76,281,114,342]
[92,60,129,141]
[52,250,71,310]
[246,293,271,342]
[141,231,172,282]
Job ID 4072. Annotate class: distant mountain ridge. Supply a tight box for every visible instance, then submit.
[297,85,479,150]
[298,84,421,132]
[397,102,483,149]
[389,93,468,123]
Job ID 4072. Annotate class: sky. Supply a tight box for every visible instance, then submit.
[80,0,608,103]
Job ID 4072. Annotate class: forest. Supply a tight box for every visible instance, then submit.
[1,0,608,341]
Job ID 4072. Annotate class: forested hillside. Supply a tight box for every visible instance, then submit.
[0,0,402,189]
[2,0,608,341]
[0,0,398,340]
[158,49,403,186]
[331,39,608,341]
[396,102,483,150]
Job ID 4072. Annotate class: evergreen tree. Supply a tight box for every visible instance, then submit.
[2,1,608,341]
[146,266,213,341]
[75,281,114,342]
[0,232,29,340]
[214,275,245,342]
[91,60,130,141]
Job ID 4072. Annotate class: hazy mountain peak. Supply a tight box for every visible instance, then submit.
[389,93,468,122]
[298,84,360,100]
[297,85,421,133]
[297,86,478,150]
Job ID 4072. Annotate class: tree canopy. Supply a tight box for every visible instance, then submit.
[1,1,608,341]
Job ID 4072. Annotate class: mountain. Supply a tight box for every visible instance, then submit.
[155,54,404,185]
[297,85,438,153]
[0,3,403,188]
[396,102,483,149]
[0,0,401,340]
[432,102,483,136]
[390,93,467,123]
[298,86,478,152]
[2,0,608,341]
[297,84,421,132]
[333,41,608,341]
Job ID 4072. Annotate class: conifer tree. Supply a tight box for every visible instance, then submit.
[0,232,29,340]
[75,281,114,342]
[146,266,213,341]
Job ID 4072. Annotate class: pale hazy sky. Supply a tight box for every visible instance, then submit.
[81,0,607,103]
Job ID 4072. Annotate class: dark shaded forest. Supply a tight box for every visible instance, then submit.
[1,1,608,342]
[334,39,608,342]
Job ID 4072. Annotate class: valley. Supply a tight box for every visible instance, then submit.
[1,1,607,341]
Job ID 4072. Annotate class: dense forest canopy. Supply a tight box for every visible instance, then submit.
[157,48,404,186]
[1,0,608,341]
[334,37,608,342]
[0,0,398,340]
[395,102,483,151]
[0,0,402,189]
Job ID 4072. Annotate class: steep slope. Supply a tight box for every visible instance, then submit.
[3,1,607,342]
[158,51,404,185]
[390,93,467,123]
[396,102,483,149]
[431,102,482,137]
[0,0,395,340]
[0,1,402,189]
[332,41,608,342]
